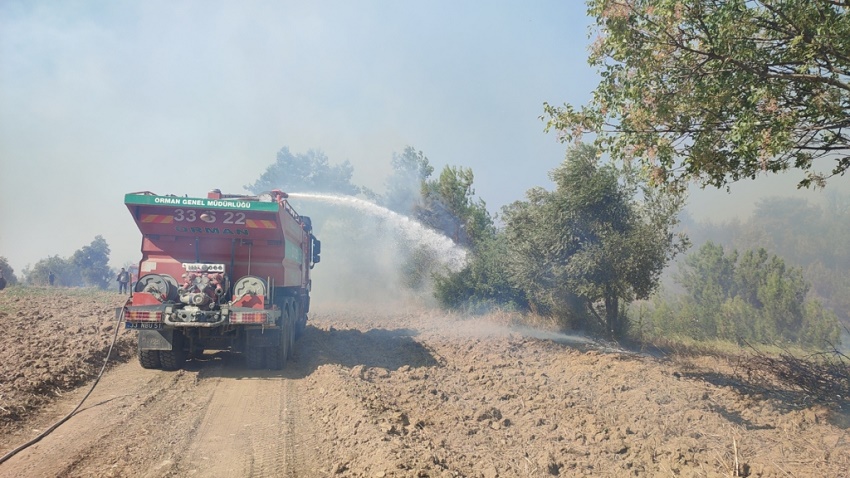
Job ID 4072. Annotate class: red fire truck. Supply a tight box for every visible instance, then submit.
[121,189,320,370]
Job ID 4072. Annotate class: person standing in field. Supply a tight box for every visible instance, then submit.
[48,271,55,286]
[117,268,130,294]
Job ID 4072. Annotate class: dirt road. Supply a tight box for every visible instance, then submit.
[1,291,848,477]
[1,353,321,477]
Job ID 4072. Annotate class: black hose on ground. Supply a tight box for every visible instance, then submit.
[0,308,126,466]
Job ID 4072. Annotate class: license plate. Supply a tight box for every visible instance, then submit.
[125,322,164,330]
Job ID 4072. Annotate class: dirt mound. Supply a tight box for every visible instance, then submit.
[0,287,135,429]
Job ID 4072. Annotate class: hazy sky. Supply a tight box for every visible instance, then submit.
[1,1,846,275]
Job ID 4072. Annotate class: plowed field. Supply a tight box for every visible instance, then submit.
[1,288,848,477]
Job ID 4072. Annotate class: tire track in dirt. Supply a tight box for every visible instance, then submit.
[279,373,319,478]
[2,341,320,478]
[169,351,318,477]
[176,366,289,476]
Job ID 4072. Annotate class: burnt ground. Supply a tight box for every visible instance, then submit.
[0,288,848,477]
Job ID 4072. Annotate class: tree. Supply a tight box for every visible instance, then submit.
[681,193,850,328]
[20,237,113,288]
[246,147,361,195]
[406,165,494,293]
[504,143,685,337]
[677,242,738,320]
[71,235,112,289]
[0,256,18,286]
[27,255,75,286]
[383,146,434,215]
[546,0,850,189]
[423,164,527,312]
[419,166,493,248]
[432,230,527,312]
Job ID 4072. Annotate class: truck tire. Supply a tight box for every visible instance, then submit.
[159,330,186,371]
[295,297,308,339]
[286,311,296,360]
[139,349,162,369]
[266,302,291,370]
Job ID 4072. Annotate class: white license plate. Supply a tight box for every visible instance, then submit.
[125,322,164,330]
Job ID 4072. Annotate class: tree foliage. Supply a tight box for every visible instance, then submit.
[546,0,850,189]
[681,193,850,327]
[651,241,840,348]
[419,166,493,248]
[246,146,360,195]
[432,228,526,313]
[503,144,685,337]
[27,255,76,287]
[71,235,112,289]
[0,256,18,286]
[25,236,113,289]
[411,164,497,295]
[383,146,434,215]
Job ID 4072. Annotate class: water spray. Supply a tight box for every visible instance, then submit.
[286,192,468,272]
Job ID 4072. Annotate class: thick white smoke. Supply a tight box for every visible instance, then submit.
[286,193,468,309]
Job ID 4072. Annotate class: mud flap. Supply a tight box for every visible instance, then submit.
[246,328,281,347]
[139,329,174,351]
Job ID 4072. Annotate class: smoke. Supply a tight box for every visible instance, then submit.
[285,192,468,309]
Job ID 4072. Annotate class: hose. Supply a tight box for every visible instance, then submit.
[0,307,126,466]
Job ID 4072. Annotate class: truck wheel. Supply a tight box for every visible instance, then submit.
[286,312,296,359]
[295,302,307,340]
[159,330,186,371]
[139,349,162,369]
[294,319,304,340]
[245,344,265,370]
[266,303,291,370]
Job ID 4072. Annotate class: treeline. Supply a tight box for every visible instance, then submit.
[250,144,844,350]
[4,142,842,351]
[641,243,840,348]
[682,196,850,328]
[1,235,115,289]
[631,196,850,349]
[250,144,686,338]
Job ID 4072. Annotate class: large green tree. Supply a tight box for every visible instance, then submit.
[247,147,360,195]
[504,144,685,337]
[71,235,112,289]
[546,0,850,189]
